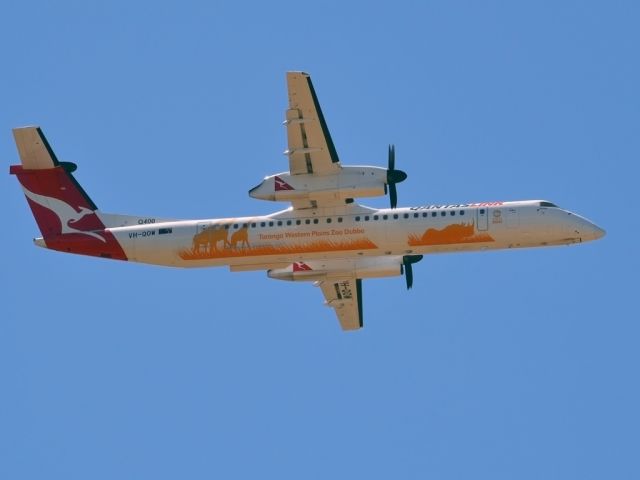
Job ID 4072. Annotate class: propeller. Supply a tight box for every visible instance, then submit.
[400,255,423,290]
[386,144,407,209]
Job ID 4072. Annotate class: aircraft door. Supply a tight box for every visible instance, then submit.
[477,208,489,231]
[505,208,519,229]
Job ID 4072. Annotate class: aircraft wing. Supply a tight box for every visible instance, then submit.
[285,72,341,176]
[317,277,363,331]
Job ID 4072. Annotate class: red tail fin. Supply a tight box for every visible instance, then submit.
[10,127,127,260]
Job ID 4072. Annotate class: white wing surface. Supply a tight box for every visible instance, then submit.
[285,72,341,176]
[317,277,363,331]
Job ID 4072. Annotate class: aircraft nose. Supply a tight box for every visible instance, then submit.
[579,219,606,242]
[564,212,605,243]
[592,224,606,240]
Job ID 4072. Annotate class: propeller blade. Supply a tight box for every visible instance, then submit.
[405,261,414,289]
[389,183,398,209]
[386,144,406,209]
[402,255,423,290]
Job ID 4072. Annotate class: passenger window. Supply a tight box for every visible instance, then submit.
[260,222,266,227]
[268,221,274,227]
[326,218,332,223]
[251,222,256,228]
[414,213,419,218]
[480,209,485,214]
[403,213,409,219]
[305,219,311,225]
[355,216,361,221]
[383,215,388,220]
[313,219,319,224]
[337,217,343,223]
[422,212,428,218]
[224,224,230,230]
[431,212,437,217]
[460,211,465,216]
[441,211,446,217]
[450,211,455,216]
[296,220,301,225]
[277,221,282,226]
[233,223,239,229]
[286,220,292,226]
[393,214,398,219]
[373,215,379,220]
[365,216,370,221]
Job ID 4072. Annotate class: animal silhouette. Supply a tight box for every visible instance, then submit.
[192,226,230,253]
[408,221,494,246]
[230,224,250,248]
[22,186,106,242]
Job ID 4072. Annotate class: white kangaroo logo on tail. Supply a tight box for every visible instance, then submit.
[22,187,107,242]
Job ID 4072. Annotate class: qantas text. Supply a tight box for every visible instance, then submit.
[409,202,504,211]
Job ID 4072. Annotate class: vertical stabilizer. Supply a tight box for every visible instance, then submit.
[9,127,127,260]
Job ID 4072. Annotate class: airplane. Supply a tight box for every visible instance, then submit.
[10,71,605,331]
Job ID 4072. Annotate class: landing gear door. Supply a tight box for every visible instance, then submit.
[477,208,489,231]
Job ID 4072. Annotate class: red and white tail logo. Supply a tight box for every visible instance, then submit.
[13,167,106,241]
[10,127,127,260]
[274,175,295,191]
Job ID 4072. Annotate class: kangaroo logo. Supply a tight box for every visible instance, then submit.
[22,187,107,242]
[293,262,312,272]
[274,176,295,191]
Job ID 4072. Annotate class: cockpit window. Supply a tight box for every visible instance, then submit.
[539,201,558,208]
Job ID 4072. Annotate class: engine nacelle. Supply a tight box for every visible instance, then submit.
[267,257,403,282]
[249,166,388,204]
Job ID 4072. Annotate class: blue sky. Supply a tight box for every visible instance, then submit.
[2,1,638,478]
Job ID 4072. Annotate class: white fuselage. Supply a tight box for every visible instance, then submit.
[100,200,604,270]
